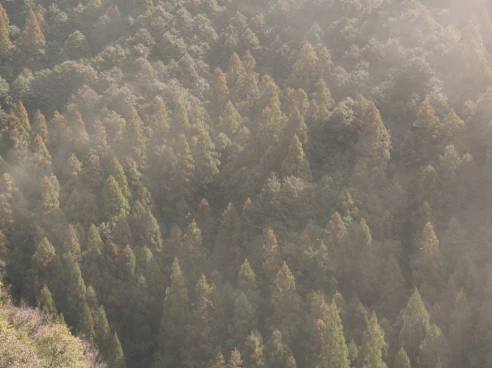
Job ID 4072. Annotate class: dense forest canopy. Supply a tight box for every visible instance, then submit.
[1,0,492,367]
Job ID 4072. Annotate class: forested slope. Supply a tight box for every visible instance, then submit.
[1,0,492,367]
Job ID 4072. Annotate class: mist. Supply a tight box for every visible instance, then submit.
[0,0,491,367]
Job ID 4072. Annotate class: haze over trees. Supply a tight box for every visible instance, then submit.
[0,0,492,367]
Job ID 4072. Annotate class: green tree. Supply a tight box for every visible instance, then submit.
[94,305,111,356]
[281,135,312,181]
[261,228,281,286]
[107,332,127,368]
[412,222,443,302]
[0,4,11,58]
[64,30,91,59]
[219,100,242,137]
[243,330,265,368]
[38,284,57,317]
[228,349,243,368]
[209,68,230,120]
[211,351,227,368]
[101,175,130,219]
[266,329,297,368]
[394,348,411,368]
[361,312,388,368]
[316,298,350,368]
[155,257,190,368]
[399,288,430,363]
[32,110,48,142]
[419,324,450,368]
[18,9,46,60]
[287,42,320,92]
[214,202,241,277]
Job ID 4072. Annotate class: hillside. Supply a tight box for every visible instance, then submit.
[1,0,492,367]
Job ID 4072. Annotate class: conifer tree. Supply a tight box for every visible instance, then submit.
[0,4,11,58]
[412,222,443,302]
[32,110,48,142]
[256,98,286,150]
[449,290,472,367]
[211,351,227,368]
[354,100,391,170]
[65,261,87,331]
[14,100,31,137]
[210,68,230,119]
[101,175,130,219]
[266,329,297,368]
[287,42,320,92]
[18,9,46,60]
[69,111,90,156]
[63,224,82,262]
[231,291,257,349]
[108,332,127,368]
[32,238,61,298]
[243,330,266,368]
[129,200,163,252]
[150,96,170,143]
[269,262,300,345]
[419,324,450,368]
[219,101,242,137]
[214,202,241,277]
[378,255,407,320]
[361,312,388,368]
[49,111,68,150]
[64,30,91,59]
[38,284,57,317]
[170,134,195,201]
[94,305,111,355]
[186,274,218,366]
[156,257,190,368]
[123,108,147,168]
[399,288,430,363]
[394,348,411,368]
[228,349,243,368]
[281,135,312,181]
[316,298,350,368]
[31,135,52,175]
[261,228,281,285]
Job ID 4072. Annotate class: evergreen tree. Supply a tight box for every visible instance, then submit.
[156,257,190,368]
[211,351,227,368]
[219,101,242,137]
[378,255,407,320]
[214,202,241,277]
[101,175,130,219]
[394,348,411,368]
[243,330,265,368]
[32,110,48,142]
[0,4,11,58]
[228,349,243,368]
[266,329,297,368]
[108,332,127,368]
[287,42,320,92]
[399,288,430,363]
[412,222,443,302]
[361,312,388,368]
[281,135,312,181]
[261,228,281,285]
[18,9,46,60]
[419,324,450,368]
[209,68,230,119]
[94,305,112,356]
[65,261,87,331]
[316,298,350,368]
[38,284,57,317]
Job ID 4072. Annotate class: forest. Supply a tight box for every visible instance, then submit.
[0,0,492,367]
